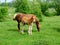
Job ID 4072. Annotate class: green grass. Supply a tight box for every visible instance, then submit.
[0,15,60,45]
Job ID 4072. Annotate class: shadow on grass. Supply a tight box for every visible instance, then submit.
[8,29,18,31]
[52,27,60,32]
[8,29,37,32]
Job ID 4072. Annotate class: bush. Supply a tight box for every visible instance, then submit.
[0,7,8,22]
[32,1,42,21]
[14,0,42,21]
[44,8,57,16]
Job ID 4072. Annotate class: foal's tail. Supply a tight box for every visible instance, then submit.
[32,15,40,32]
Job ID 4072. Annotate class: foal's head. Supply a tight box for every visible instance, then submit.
[36,21,40,32]
[32,15,40,32]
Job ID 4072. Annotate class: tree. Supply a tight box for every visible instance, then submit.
[5,0,7,6]
[53,0,60,15]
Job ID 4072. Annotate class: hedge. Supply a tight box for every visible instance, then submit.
[0,7,8,21]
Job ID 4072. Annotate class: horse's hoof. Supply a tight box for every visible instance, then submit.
[21,31,24,34]
[18,30,20,32]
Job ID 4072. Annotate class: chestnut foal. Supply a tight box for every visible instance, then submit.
[13,13,40,35]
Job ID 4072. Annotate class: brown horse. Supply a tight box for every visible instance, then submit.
[13,13,40,35]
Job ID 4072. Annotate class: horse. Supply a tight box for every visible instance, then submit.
[13,13,40,35]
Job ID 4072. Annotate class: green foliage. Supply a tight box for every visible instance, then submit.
[40,0,60,15]
[32,0,42,21]
[14,0,42,21]
[44,8,57,16]
[0,7,8,21]
[53,0,60,15]
[40,2,49,14]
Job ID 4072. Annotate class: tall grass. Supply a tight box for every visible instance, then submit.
[0,14,60,45]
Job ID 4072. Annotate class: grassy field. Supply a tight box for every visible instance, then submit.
[0,15,60,45]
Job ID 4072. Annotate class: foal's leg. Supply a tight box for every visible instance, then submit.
[21,24,24,34]
[18,22,20,32]
[28,23,33,35]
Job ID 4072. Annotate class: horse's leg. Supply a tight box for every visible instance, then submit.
[28,23,33,35]
[18,22,20,32]
[21,24,24,34]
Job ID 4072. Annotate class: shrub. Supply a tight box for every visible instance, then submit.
[14,0,42,21]
[44,8,57,16]
[0,7,8,21]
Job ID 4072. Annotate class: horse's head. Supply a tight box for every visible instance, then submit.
[32,15,40,32]
[36,21,40,32]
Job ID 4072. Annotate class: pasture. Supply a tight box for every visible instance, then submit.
[0,14,60,45]
[0,0,60,45]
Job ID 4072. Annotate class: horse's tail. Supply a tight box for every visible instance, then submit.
[32,15,40,32]
[13,13,22,20]
[13,13,18,20]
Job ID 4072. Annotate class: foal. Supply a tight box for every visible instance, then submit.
[13,13,40,35]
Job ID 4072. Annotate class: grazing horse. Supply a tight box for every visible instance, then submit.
[13,13,40,35]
